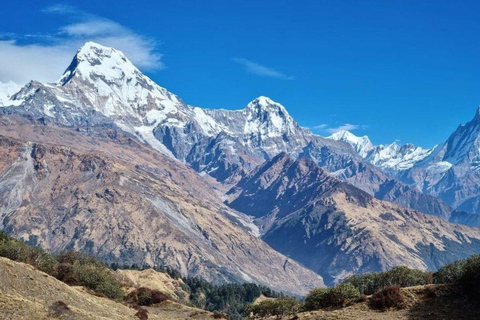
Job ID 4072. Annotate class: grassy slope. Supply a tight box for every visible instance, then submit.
[0,257,217,320]
[279,285,480,320]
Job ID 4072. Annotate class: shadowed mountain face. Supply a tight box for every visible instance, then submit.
[0,42,452,221]
[0,119,323,295]
[226,154,480,285]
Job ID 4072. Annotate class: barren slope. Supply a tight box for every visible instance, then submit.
[0,119,323,295]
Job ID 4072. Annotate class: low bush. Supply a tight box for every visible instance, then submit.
[244,297,300,319]
[126,287,169,306]
[303,283,360,311]
[74,263,124,300]
[343,266,431,295]
[458,254,480,299]
[328,283,360,306]
[212,311,229,319]
[433,259,467,284]
[303,287,330,311]
[368,285,407,311]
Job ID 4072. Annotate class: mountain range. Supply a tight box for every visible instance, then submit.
[329,110,480,223]
[1,42,480,290]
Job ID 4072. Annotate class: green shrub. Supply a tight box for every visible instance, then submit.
[368,285,407,310]
[55,263,78,284]
[303,287,330,311]
[433,258,467,284]
[328,283,360,306]
[458,254,480,299]
[74,264,124,300]
[244,297,300,319]
[343,266,431,295]
[303,283,359,311]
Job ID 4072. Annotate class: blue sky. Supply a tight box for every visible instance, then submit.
[1,1,480,147]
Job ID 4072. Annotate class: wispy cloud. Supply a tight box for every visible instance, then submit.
[311,123,367,134]
[233,58,294,80]
[0,4,163,84]
[311,124,328,130]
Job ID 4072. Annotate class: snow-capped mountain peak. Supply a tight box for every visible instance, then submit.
[328,130,374,157]
[328,130,434,172]
[243,96,298,138]
[58,41,138,85]
[56,41,185,122]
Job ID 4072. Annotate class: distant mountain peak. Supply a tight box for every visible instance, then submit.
[246,96,288,113]
[243,96,299,138]
[328,130,374,157]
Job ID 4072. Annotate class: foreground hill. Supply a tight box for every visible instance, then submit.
[272,285,480,320]
[0,257,217,320]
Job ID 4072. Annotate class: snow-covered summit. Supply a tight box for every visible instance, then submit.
[329,130,374,157]
[243,96,298,138]
[58,42,137,85]
[56,41,186,123]
[369,142,434,172]
[328,130,433,172]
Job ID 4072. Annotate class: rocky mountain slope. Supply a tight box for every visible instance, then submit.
[226,153,480,285]
[0,42,452,220]
[0,118,323,295]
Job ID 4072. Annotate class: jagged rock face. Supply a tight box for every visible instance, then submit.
[226,154,480,285]
[0,120,324,295]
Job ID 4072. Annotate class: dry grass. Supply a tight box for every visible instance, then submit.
[273,285,480,320]
[0,257,218,320]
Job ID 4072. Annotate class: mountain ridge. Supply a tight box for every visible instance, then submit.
[226,153,480,285]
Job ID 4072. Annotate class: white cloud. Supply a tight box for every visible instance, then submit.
[311,124,328,130]
[233,58,294,80]
[311,123,367,134]
[326,123,362,134]
[0,4,163,84]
